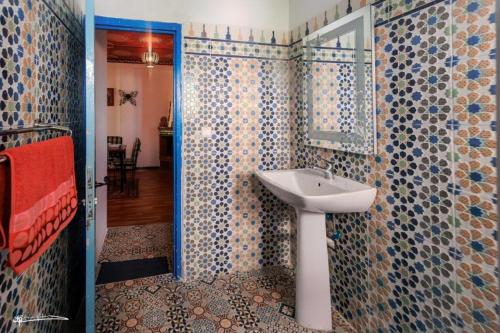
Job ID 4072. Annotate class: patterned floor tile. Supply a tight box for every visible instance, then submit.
[98,223,171,264]
[95,267,356,333]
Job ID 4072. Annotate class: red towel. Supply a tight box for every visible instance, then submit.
[0,136,78,274]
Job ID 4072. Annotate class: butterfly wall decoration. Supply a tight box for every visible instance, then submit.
[119,90,139,106]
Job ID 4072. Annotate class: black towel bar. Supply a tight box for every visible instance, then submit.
[0,121,72,164]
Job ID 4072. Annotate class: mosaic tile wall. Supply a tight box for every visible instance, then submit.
[183,36,293,279]
[2,0,495,332]
[0,0,85,332]
[182,2,497,331]
[181,4,374,280]
[290,0,498,332]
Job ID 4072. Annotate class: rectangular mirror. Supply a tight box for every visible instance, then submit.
[303,6,375,155]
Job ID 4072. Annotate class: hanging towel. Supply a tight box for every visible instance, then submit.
[0,136,78,274]
[0,162,9,249]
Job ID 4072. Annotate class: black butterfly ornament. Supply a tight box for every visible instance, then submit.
[119,90,139,106]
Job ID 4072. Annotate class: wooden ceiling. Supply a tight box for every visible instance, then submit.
[107,30,174,65]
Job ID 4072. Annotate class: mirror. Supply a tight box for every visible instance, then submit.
[303,6,375,155]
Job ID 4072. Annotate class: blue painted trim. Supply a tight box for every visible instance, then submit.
[172,27,183,281]
[95,16,183,280]
[84,1,95,332]
[95,16,181,35]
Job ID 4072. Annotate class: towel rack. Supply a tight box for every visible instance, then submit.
[0,122,72,164]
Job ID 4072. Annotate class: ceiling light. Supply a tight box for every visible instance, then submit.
[142,51,159,68]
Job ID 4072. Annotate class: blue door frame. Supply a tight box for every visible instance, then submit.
[86,15,183,330]
[94,16,183,280]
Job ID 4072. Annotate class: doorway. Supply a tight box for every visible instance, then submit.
[94,17,182,282]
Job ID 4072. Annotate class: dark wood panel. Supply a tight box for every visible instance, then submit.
[107,167,173,227]
[159,133,173,168]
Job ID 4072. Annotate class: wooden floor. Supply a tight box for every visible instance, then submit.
[107,167,173,227]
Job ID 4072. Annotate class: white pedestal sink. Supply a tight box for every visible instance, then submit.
[256,168,376,331]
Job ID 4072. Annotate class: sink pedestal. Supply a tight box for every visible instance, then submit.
[295,209,332,331]
[256,168,377,330]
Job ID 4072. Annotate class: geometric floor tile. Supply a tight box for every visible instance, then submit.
[95,266,356,332]
[98,223,171,264]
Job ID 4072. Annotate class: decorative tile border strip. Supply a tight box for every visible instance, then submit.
[185,22,289,45]
[184,38,373,63]
[373,0,448,27]
[289,0,363,45]
[184,1,452,61]
[306,46,372,64]
[184,37,290,61]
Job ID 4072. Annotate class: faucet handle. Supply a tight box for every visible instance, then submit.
[316,157,334,175]
[318,156,333,165]
[318,157,334,170]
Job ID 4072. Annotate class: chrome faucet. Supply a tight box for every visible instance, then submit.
[314,157,335,180]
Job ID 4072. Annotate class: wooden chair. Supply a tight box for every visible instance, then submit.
[107,136,124,193]
[107,135,123,168]
[107,136,123,144]
[124,138,141,196]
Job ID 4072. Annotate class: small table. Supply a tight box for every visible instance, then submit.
[108,144,126,192]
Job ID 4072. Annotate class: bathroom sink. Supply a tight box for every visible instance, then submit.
[256,168,376,331]
[256,168,376,213]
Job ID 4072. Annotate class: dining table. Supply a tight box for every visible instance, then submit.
[108,144,126,192]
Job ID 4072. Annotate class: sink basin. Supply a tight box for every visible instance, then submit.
[256,168,376,331]
[256,168,376,213]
